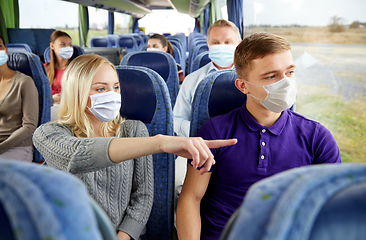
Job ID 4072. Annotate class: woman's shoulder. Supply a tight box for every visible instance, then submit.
[37,121,72,135]
[120,119,149,137]
[12,71,36,87]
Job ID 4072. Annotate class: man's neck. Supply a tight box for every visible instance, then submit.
[245,98,281,127]
[212,62,233,70]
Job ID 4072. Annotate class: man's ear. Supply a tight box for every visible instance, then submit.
[163,46,168,52]
[235,78,248,94]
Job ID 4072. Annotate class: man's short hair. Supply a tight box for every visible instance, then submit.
[207,19,242,42]
[234,32,291,79]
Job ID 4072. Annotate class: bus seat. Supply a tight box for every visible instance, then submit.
[220,163,366,240]
[106,35,119,48]
[120,51,179,108]
[90,36,112,48]
[117,35,138,53]
[7,52,52,163]
[116,65,175,240]
[190,69,246,137]
[7,28,55,58]
[187,43,208,74]
[191,51,211,73]
[0,159,112,240]
[168,38,185,73]
[43,45,85,63]
[5,43,33,53]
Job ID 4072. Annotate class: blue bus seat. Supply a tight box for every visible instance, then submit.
[7,52,52,163]
[7,28,55,58]
[220,163,366,240]
[0,159,112,240]
[90,36,112,48]
[120,51,179,108]
[191,51,210,73]
[117,35,138,53]
[43,45,85,63]
[168,38,185,73]
[190,69,246,137]
[106,34,120,47]
[5,43,33,53]
[116,65,175,240]
[187,43,208,74]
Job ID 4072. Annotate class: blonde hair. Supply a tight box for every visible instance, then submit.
[207,19,242,43]
[234,32,291,79]
[58,54,123,138]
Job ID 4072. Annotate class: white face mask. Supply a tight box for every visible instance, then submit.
[244,77,297,113]
[0,50,8,66]
[146,48,162,52]
[88,91,122,122]
[58,47,74,60]
[209,44,236,68]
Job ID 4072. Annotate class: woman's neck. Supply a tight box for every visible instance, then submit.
[55,57,69,69]
[0,65,15,81]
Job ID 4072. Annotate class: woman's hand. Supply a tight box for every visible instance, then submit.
[52,94,61,104]
[157,135,237,174]
[117,231,131,240]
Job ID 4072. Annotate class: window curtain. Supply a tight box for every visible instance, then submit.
[227,0,244,38]
[203,4,210,35]
[78,5,89,47]
[108,11,114,35]
[209,0,217,25]
[0,0,19,43]
[194,18,200,33]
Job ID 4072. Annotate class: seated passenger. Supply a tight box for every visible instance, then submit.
[147,33,185,83]
[173,20,241,137]
[32,54,236,240]
[44,30,73,104]
[176,33,342,240]
[0,36,39,162]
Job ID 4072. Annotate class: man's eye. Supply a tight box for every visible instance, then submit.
[266,75,276,80]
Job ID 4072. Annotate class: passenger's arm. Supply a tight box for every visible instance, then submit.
[33,122,237,175]
[0,76,39,154]
[176,164,211,240]
[313,124,342,164]
[173,78,193,137]
[109,135,236,175]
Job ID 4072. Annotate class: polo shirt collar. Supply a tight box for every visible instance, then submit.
[240,103,289,136]
[207,62,235,74]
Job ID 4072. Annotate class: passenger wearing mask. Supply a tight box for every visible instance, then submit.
[0,35,39,162]
[176,33,341,240]
[33,54,237,240]
[147,33,185,83]
[173,19,241,137]
[44,30,73,104]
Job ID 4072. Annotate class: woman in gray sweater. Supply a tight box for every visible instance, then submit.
[33,54,236,240]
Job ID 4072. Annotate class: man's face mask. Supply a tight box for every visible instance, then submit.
[209,44,236,68]
[88,91,122,122]
[244,77,297,113]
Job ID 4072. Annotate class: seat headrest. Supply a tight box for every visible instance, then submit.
[126,52,170,81]
[91,37,110,47]
[208,71,246,117]
[118,37,134,48]
[116,67,157,123]
[7,52,33,78]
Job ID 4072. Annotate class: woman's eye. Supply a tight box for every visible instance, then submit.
[114,86,120,91]
[96,87,104,92]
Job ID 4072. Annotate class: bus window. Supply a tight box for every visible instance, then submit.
[242,0,366,163]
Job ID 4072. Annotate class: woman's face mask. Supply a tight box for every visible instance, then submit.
[58,47,74,60]
[244,77,297,113]
[88,90,122,122]
[0,50,8,66]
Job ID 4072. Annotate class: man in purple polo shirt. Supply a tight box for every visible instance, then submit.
[176,32,341,240]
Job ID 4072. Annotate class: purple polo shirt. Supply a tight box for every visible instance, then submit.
[192,103,341,240]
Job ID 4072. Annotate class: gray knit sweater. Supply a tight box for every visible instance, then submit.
[33,120,154,240]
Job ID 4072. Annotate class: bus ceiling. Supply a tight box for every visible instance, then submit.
[61,0,212,18]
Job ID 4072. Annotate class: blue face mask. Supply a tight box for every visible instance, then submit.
[209,44,236,68]
[0,50,8,66]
